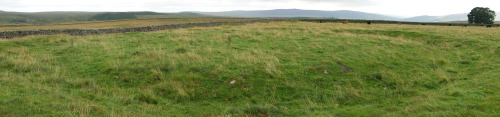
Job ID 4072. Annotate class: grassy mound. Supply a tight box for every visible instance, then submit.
[1,21,499,116]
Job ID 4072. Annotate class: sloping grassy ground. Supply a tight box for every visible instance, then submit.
[1,21,499,116]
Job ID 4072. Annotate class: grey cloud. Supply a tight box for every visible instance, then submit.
[0,1,23,9]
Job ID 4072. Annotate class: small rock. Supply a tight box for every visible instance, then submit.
[341,68,352,72]
[384,87,387,90]
[337,62,352,72]
[324,69,328,74]
[230,79,236,84]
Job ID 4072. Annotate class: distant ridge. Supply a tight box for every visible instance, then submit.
[198,9,400,20]
[0,11,214,24]
[403,12,500,22]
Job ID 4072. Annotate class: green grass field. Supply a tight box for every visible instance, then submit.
[1,21,499,116]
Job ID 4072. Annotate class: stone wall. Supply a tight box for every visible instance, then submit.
[0,19,279,39]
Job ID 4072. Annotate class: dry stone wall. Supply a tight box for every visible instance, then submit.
[0,19,280,39]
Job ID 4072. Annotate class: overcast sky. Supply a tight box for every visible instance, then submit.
[1,0,499,17]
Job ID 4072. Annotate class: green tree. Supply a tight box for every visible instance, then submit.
[467,7,496,24]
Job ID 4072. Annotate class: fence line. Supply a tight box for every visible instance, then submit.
[300,19,489,26]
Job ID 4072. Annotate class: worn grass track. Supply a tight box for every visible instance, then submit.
[0,21,499,116]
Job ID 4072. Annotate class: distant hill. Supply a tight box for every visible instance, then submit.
[135,12,219,19]
[403,13,468,22]
[403,15,442,22]
[0,11,101,24]
[0,11,215,24]
[88,12,160,21]
[198,9,400,20]
[403,13,500,22]
[89,12,217,21]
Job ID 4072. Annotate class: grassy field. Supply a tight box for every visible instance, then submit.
[0,18,252,31]
[1,21,499,116]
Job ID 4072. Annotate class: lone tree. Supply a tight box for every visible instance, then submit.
[467,7,496,24]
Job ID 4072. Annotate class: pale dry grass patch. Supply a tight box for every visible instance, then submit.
[308,42,324,49]
[264,62,282,78]
[475,58,490,70]
[314,27,334,34]
[69,102,106,115]
[186,52,203,61]
[108,57,122,72]
[344,81,363,98]
[336,23,369,30]
[230,49,282,78]
[488,47,497,55]
[38,53,54,64]
[436,69,450,82]
[144,47,166,61]
[49,66,68,79]
[338,31,356,37]
[292,40,303,50]
[202,47,216,53]
[390,37,421,45]
[179,34,193,43]
[232,52,259,64]
[99,41,112,52]
[4,46,30,53]
[169,29,191,41]
[212,34,229,44]
[166,51,205,68]
[5,47,38,68]
[172,81,188,96]
[150,69,164,77]
[271,30,286,39]
[370,34,423,45]
[233,27,264,41]
[328,25,426,46]
[259,53,282,78]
